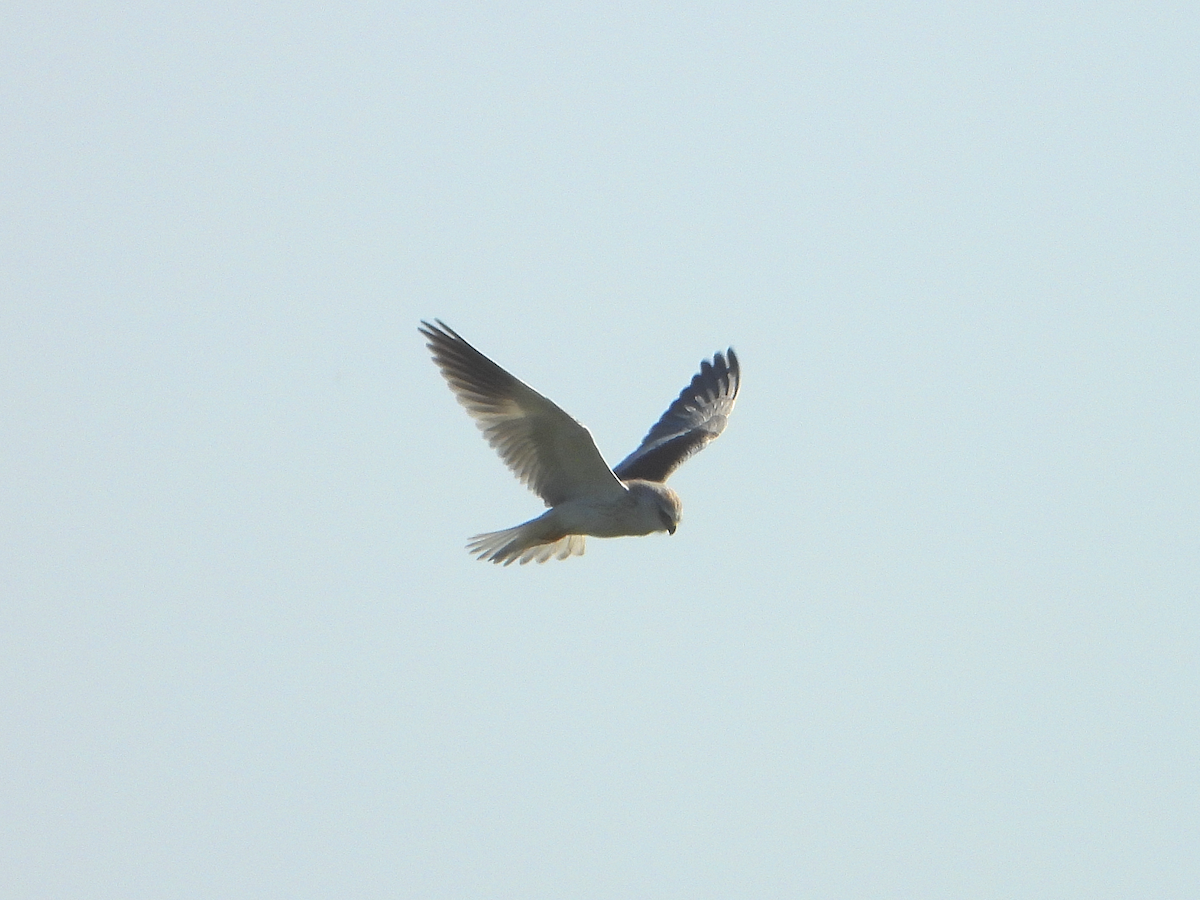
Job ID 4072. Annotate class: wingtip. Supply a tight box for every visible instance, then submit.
[722,347,740,395]
[419,318,457,338]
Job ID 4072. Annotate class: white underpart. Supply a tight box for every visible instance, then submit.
[466,482,681,566]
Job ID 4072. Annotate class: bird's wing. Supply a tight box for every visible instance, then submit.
[421,320,626,507]
[612,348,740,483]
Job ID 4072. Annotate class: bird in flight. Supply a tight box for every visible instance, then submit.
[420,320,740,564]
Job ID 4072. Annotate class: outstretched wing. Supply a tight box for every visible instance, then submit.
[421,320,625,506]
[612,348,740,483]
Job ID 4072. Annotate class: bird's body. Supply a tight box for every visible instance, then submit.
[420,320,739,564]
[466,480,681,565]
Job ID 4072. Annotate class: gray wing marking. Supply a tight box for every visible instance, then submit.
[420,320,626,506]
[612,349,740,483]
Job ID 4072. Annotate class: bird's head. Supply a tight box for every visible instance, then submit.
[623,479,682,535]
[638,481,682,535]
[658,492,681,534]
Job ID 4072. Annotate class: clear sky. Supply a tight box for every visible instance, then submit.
[4,2,1197,897]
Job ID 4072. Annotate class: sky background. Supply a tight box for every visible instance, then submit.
[3,2,1197,897]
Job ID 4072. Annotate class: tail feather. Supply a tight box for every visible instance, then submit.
[467,522,586,565]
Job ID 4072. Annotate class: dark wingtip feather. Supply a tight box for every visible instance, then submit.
[419,318,463,345]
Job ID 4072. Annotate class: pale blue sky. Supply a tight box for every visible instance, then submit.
[3,2,1197,897]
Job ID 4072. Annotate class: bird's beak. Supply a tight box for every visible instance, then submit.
[668,524,676,535]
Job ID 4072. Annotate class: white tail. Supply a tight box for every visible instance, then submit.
[467,519,586,565]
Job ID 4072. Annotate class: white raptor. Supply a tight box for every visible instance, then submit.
[421,320,740,565]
